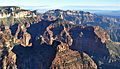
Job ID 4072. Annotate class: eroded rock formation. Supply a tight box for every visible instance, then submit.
[51,49,97,69]
[0,8,120,69]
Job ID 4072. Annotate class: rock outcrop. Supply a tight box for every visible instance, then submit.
[51,49,97,69]
[94,26,110,43]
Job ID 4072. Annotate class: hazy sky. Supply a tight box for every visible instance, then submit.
[0,0,120,10]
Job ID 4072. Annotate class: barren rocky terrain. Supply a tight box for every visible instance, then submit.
[0,7,120,69]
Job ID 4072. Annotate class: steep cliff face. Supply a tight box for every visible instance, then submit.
[69,26,110,66]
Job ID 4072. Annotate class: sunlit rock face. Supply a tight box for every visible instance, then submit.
[51,49,97,69]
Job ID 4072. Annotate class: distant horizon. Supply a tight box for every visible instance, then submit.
[0,0,120,10]
[19,6,120,11]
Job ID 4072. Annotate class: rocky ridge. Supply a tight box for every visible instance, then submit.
[42,9,120,42]
[0,8,120,69]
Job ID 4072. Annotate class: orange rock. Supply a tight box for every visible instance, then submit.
[94,26,110,43]
[51,49,97,69]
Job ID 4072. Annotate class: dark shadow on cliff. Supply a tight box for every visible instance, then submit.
[69,26,110,68]
[10,20,61,69]
[12,40,61,69]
